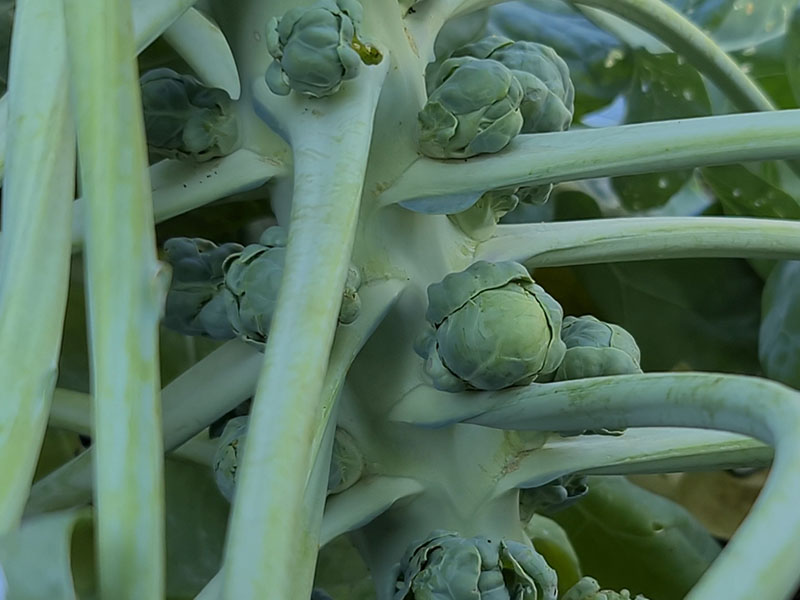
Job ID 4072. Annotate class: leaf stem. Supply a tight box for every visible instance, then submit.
[0,0,74,531]
[477,216,800,267]
[380,110,800,206]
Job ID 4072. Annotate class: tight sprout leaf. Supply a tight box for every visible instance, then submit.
[140,68,239,162]
[553,316,642,382]
[265,0,381,98]
[416,261,566,391]
[418,57,524,159]
[445,35,574,134]
[162,237,243,339]
[212,416,248,502]
[394,531,558,600]
[327,428,364,495]
[519,474,589,522]
[561,577,649,600]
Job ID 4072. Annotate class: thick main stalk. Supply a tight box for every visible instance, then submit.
[221,64,388,599]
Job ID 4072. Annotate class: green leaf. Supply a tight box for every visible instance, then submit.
[550,476,721,600]
[0,508,96,600]
[759,260,800,389]
[787,6,800,105]
[314,535,376,600]
[612,51,711,211]
[524,514,582,595]
[667,0,796,51]
[572,257,763,373]
[701,165,800,218]
[488,0,633,117]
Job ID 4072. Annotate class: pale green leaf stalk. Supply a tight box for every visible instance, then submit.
[62,0,168,598]
[380,110,800,206]
[477,217,800,268]
[162,7,242,100]
[0,0,75,530]
[391,373,800,599]
[221,59,389,599]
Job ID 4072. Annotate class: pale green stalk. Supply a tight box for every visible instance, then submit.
[571,0,774,112]
[0,0,74,531]
[162,7,241,99]
[26,340,262,515]
[49,389,92,436]
[221,63,389,600]
[380,110,800,206]
[391,373,800,600]
[497,428,770,493]
[477,217,800,267]
[63,2,169,596]
[70,149,286,250]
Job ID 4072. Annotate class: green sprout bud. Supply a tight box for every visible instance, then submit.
[562,577,649,600]
[140,68,239,162]
[327,428,364,495]
[221,226,362,345]
[519,474,589,522]
[212,416,249,502]
[395,531,558,600]
[418,57,524,159]
[162,237,243,339]
[416,261,566,391]
[449,35,574,134]
[265,0,381,98]
[554,315,641,381]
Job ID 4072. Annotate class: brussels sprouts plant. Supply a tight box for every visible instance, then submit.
[3,0,800,599]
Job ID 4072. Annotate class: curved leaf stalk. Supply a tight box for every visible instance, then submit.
[25,340,262,515]
[392,373,800,599]
[379,110,800,206]
[497,428,770,495]
[69,149,286,251]
[162,7,242,99]
[0,0,74,531]
[63,0,168,597]
[570,0,773,112]
[477,217,800,267]
[221,62,390,600]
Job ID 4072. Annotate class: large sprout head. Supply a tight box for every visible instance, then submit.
[449,35,574,134]
[562,577,649,600]
[265,0,381,98]
[394,531,558,599]
[418,57,524,159]
[162,238,243,339]
[416,261,566,391]
[140,68,239,162]
[554,315,641,381]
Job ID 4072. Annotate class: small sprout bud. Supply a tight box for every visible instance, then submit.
[327,428,364,495]
[140,68,239,162]
[395,531,558,600]
[265,0,381,98]
[562,577,650,600]
[519,474,589,522]
[212,416,249,502]
[554,315,642,381]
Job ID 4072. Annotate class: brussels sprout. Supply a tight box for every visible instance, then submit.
[265,0,381,98]
[416,261,566,391]
[162,237,243,339]
[553,316,642,381]
[519,474,589,522]
[445,35,574,134]
[394,531,558,600]
[212,416,249,502]
[327,428,364,495]
[562,577,649,600]
[140,68,239,162]
[222,226,362,345]
[524,514,582,595]
[418,57,524,159]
